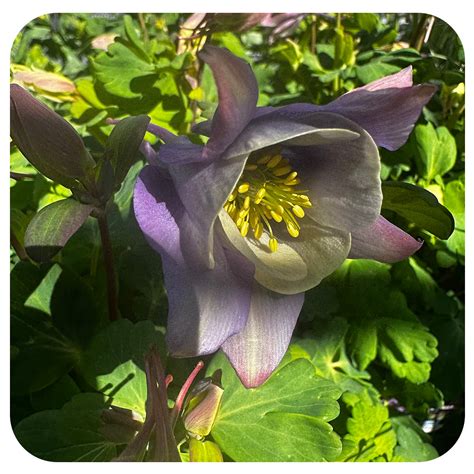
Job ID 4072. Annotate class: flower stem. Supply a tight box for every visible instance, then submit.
[10,230,28,261]
[170,361,204,428]
[310,15,317,55]
[97,212,119,322]
[138,13,149,44]
[10,171,36,180]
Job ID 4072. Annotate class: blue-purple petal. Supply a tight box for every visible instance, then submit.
[164,244,254,356]
[199,46,258,159]
[221,112,360,160]
[222,283,304,388]
[349,215,423,263]
[250,67,436,151]
[167,155,248,269]
[134,165,254,356]
[286,113,382,233]
[158,140,205,165]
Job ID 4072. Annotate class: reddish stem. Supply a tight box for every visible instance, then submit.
[170,361,204,427]
[165,374,174,388]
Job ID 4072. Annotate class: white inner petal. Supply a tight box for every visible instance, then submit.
[219,210,350,295]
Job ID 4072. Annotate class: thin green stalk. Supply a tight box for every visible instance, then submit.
[310,15,318,55]
[138,13,149,44]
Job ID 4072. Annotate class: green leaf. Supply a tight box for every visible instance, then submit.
[93,40,157,99]
[14,393,119,461]
[30,374,80,411]
[11,262,80,394]
[25,263,98,346]
[443,179,465,256]
[391,417,438,461]
[334,29,355,67]
[414,123,457,182]
[338,390,397,462]
[382,377,443,419]
[356,13,380,33]
[123,15,151,61]
[214,32,250,61]
[208,352,342,462]
[11,309,78,395]
[104,115,150,186]
[24,198,94,262]
[318,260,438,383]
[391,258,439,309]
[356,61,401,84]
[79,319,165,416]
[189,439,223,462]
[294,319,373,395]
[382,181,454,239]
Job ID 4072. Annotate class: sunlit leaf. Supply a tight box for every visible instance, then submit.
[208,352,342,462]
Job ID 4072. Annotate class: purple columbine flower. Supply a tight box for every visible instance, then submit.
[133,46,436,388]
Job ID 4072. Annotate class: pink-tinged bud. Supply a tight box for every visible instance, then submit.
[10,84,96,189]
[182,371,224,439]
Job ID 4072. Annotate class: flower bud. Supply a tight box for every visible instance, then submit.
[10,84,96,189]
[182,370,223,439]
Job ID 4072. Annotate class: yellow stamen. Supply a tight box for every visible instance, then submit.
[223,150,313,252]
[292,205,305,218]
[269,238,278,253]
[239,209,249,220]
[255,187,266,204]
[238,182,250,193]
[266,154,283,168]
[270,211,283,222]
[243,196,251,210]
[287,222,300,238]
[254,222,263,240]
[284,172,298,184]
[257,155,272,165]
[273,165,292,177]
[240,221,249,237]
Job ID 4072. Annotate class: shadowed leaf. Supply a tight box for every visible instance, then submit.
[25,198,94,262]
[105,115,150,186]
[382,181,454,239]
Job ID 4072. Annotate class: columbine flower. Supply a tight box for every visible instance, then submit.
[133,46,436,388]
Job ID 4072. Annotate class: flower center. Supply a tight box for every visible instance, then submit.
[223,150,313,252]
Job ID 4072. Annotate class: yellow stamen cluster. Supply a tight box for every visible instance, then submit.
[223,151,313,252]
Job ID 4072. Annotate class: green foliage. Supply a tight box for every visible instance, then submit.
[382,182,454,239]
[79,320,166,416]
[188,439,223,462]
[208,352,342,461]
[338,390,397,461]
[391,417,438,461]
[305,260,439,383]
[14,394,121,461]
[414,123,457,183]
[104,115,150,187]
[10,12,464,463]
